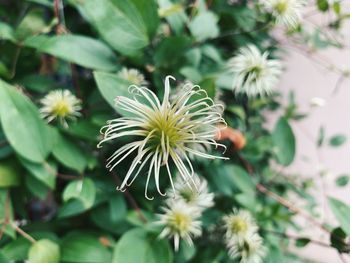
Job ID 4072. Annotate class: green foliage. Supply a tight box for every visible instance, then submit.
[0,0,349,262]
[28,239,60,263]
[272,117,296,166]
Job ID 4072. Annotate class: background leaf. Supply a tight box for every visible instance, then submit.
[113,228,172,263]
[24,35,118,71]
[328,197,350,236]
[0,79,53,163]
[272,117,296,166]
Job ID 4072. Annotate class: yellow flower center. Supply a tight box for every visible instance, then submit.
[51,100,71,117]
[274,1,288,14]
[229,217,248,234]
[146,109,186,152]
[168,212,191,233]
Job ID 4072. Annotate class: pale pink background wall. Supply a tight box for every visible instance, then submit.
[274,7,350,262]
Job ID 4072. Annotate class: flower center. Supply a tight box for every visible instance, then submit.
[169,212,191,233]
[51,100,71,117]
[146,110,184,152]
[274,1,288,14]
[229,217,248,234]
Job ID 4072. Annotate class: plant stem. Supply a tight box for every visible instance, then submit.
[10,221,36,244]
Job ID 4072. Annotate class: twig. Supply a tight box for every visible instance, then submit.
[0,193,11,241]
[237,154,332,234]
[53,0,83,102]
[263,229,330,248]
[9,46,21,79]
[111,171,147,223]
[56,172,82,180]
[10,221,36,244]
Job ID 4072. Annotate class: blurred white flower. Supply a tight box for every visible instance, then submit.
[310,97,326,107]
[223,209,258,241]
[167,175,214,211]
[98,76,228,199]
[157,199,202,251]
[262,0,305,28]
[228,45,282,97]
[226,233,266,263]
[40,89,81,126]
[118,67,148,86]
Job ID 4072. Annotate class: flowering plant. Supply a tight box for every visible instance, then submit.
[0,0,349,262]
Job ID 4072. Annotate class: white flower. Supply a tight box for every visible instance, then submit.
[118,67,148,86]
[97,76,227,199]
[226,233,266,263]
[228,45,282,97]
[40,89,81,126]
[262,0,305,28]
[157,199,202,251]
[223,209,258,241]
[310,97,326,107]
[167,175,214,211]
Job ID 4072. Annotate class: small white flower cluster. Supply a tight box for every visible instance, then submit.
[223,209,266,263]
[261,0,306,29]
[40,89,81,127]
[228,45,282,98]
[157,175,214,251]
[117,67,148,86]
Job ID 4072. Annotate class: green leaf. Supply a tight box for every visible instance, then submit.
[2,236,31,261]
[19,74,57,93]
[317,0,329,12]
[329,134,347,147]
[90,202,128,234]
[15,9,49,41]
[189,11,219,41]
[328,197,350,236]
[232,165,255,194]
[63,178,96,209]
[2,232,58,261]
[317,126,325,147]
[61,232,112,263]
[0,160,20,187]
[58,199,86,218]
[28,239,60,263]
[121,0,160,37]
[0,22,16,43]
[20,158,56,189]
[65,120,100,142]
[93,71,133,115]
[333,2,341,15]
[158,0,187,34]
[52,132,87,173]
[154,36,191,67]
[295,238,310,247]
[0,79,53,163]
[109,194,127,222]
[272,117,296,166]
[70,0,158,56]
[25,174,50,200]
[24,35,117,71]
[335,174,350,187]
[113,228,172,263]
[330,227,350,253]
